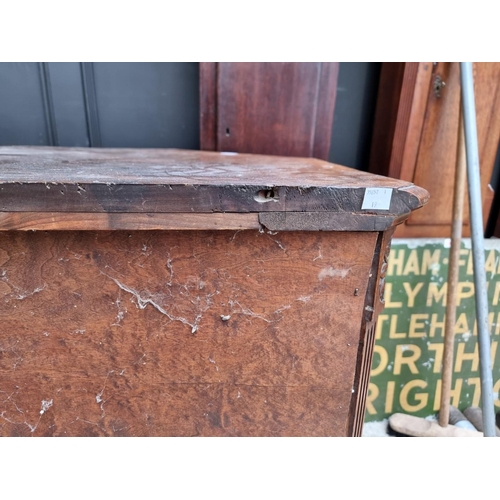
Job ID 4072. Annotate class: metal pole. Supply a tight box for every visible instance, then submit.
[460,62,496,437]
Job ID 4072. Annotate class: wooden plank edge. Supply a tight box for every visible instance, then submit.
[0,212,261,231]
[387,63,420,179]
[0,210,417,232]
[399,63,434,183]
[398,184,430,210]
[259,212,411,232]
[348,229,394,436]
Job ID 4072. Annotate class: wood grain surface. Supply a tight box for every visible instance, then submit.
[400,62,500,235]
[368,62,419,179]
[0,147,428,225]
[349,228,394,436]
[0,146,418,188]
[369,62,500,238]
[409,62,462,226]
[199,63,218,152]
[0,212,261,231]
[0,211,410,233]
[0,147,426,435]
[200,62,339,159]
[0,229,377,436]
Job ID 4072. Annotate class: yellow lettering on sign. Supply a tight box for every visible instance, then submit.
[394,344,421,375]
[454,313,470,335]
[375,314,389,340]
[466,250,473,275]
[389,315,406,339]
[388,249,404,276]
[429,313,445,338]
[409,313,428,338]
[403,282,424,307]
[455,342,479,372]
[426,283,447,307]
[385,381,395,414]
[485,250,497,276]
[400,380,428,412]
[403,250,420,276]
[427,343,444,373]
[457,282,474,306]
[434,379,463,410]
[492,281,500,306]
[453,378,463,406]
[422,249,441,275]
[454,340,497,368]
[384,283,402,308]
[370,345,389,377]
[466,377,481,407]
[366,383,379,415]
[495,313,500,336]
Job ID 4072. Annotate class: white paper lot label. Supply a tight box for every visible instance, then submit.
[361,188,393,210]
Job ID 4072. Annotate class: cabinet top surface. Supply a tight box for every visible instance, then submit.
[0,147,428,229]
[0,146,416,189]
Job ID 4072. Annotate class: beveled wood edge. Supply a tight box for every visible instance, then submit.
[398,184,430,209]
[259,212,411,232]
[0,179,429,232]
[348,228,395,436]
[0,179,430,217]
[0,211,415,232]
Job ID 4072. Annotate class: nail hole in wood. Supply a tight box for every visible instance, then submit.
[254,189,279,203]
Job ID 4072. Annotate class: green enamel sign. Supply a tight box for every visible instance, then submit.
[365,238,500,423]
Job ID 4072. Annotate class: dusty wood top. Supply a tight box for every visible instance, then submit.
[0,146,423,188]
[0,147,429,231]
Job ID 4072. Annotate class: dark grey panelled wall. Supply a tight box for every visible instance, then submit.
[0,62,379,170]
[329,63,381,171]
[0,63,200,150]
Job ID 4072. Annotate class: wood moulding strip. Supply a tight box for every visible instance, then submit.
[0,212,261,231]
[0,211,414,232]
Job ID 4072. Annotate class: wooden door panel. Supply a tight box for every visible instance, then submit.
[409,62,461,226]
[369,62,500,238]
[200,62,339,159]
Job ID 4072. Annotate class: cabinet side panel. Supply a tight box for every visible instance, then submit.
[0,230,376,436]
